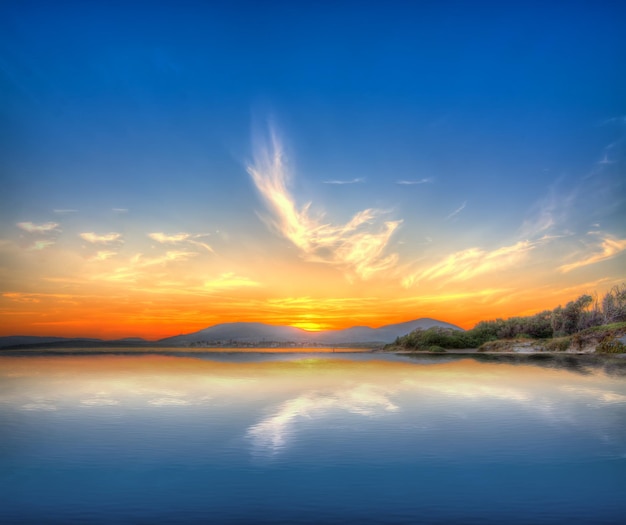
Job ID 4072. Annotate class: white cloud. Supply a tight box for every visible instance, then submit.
[30,240,56,250]
[203,272,260,290]
[247,125,401,280]
[322,178,365,185]
[80,232,122,244]
[445,201,466,220]
[53,209,78,214]
[395,178,433,185]
[558,234,626,273]
[90,250,117,261]
[148,232,213,252]
[403,240,535,287]
[17,221,60,233]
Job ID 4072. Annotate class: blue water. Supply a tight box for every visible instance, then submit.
[1,351,625,524]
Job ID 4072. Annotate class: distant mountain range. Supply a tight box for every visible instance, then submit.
[160,318,461,346]
[0,318,462,349]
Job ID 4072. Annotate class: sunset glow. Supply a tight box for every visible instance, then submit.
[1,3,625,339]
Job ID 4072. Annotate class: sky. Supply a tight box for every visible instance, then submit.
[1,1,625,339]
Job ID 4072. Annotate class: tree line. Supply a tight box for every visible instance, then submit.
[392,284,626,351]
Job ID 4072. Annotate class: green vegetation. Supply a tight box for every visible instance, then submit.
[386,284,626,354]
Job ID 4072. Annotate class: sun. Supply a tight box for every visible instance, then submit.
[290,322,324,332]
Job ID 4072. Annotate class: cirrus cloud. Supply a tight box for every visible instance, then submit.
[247,125,401,280]
[558,233,626,273]
[148,232,213,252]
[403,240,536,288]
[17,221,60,233]
[80,232,122,244]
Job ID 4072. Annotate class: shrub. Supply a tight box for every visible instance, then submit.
[544,337,571,352]
[596,338,626,354]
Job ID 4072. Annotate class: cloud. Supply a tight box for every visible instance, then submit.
[112,208,128,213]
[53,209,78,214]
[203,272,260,290]
[132,251,197,267]
[322,178,365,185]
[395,178,433,185]
[558,234,626,273]
[90,250,117,261]
[148,232,213,252]
[92,251,197,283]
[31,240,56,250]
[247,125,401,280]
[403,240,535,287]
[80,232,122,244]
[520,177,580,239]
[445,201,466,220]
[17,221,60,233]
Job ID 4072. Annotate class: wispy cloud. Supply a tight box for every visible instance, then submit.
[558,234,626,273]
[247,125,401,280]
[203,272,260,290]
[395,178,433,185]
[445,201,466,220]
[53,209,78,214]
[131,251,197,268]
[93,251,197,283]
[322,177,365,185]
[148,232,213,252]
[16,221,60,249]
[31,240,56,250]
[90,250,117,261]
[112,208,128,213]
[403,240,535,287]
[80,232,122,244]
[17,221,60,233]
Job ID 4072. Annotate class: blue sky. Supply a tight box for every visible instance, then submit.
[1,1,625,337]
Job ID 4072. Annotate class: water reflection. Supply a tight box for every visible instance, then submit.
[248,383,399,455]
[1,353,626,524]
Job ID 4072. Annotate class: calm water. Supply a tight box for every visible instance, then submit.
[1,351,626,524]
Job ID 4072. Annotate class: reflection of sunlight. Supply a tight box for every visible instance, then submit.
[247,384,398,455]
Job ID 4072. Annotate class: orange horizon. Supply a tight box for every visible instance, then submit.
[0,285,612,340]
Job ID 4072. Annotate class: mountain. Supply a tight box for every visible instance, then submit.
[0,335,148,350]
[158,318,462,346]
[0,319,460,349]
[0,335,100,348]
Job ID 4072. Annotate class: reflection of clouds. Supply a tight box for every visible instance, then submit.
[148,397,191,406]
[81,397,120,406]
[561,386,626,404]
[21,402,57,411]
[247,384,398,455]
[420,382,530,403]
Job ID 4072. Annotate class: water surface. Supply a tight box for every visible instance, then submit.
[1,351,625,524]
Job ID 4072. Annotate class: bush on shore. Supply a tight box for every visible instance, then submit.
[387,285,626,352]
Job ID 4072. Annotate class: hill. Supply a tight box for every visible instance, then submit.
[158,318,461,346]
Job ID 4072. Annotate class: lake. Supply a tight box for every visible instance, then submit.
[1,350,625,524]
